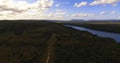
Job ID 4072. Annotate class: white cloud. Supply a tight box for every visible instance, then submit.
[0,0,54,19]
[100,11,116,15]
[100,11,107,15]
[90,0,120,5]
[46,10,68,20]
[118,16,120,19]
[112,4,118,6]
[55,2,69,7]
[74,2,87,7]
[111,11,116,14]
[55,4,60,7]
[72,13,94,17]
[118,15,120,19]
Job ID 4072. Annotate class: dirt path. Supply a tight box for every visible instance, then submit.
[41,33,56,63]
[46,33,56,63]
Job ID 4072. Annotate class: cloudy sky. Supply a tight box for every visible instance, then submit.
[0,0,120,20]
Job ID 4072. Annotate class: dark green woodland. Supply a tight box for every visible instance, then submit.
[0,20,120,63]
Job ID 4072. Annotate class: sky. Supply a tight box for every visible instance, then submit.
[0,0,120,20]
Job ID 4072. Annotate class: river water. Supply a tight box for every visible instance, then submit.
[65,25,120,42]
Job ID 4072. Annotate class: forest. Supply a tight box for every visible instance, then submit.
[0,20,120,63]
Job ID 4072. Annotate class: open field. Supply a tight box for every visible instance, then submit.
[0,20,120,63]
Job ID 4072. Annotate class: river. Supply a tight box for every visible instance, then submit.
[65,25,120,42]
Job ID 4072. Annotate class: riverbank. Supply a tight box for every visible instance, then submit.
[65,25,120,42]
[63,23,120,34]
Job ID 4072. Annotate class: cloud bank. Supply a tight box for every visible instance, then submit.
[72,13,94,17]
[90,0,120,5]
[74,2,87,7]
[0,0,54,19]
